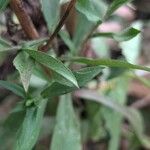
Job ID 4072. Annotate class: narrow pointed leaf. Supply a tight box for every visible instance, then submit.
[42,66,103,98]
[101,77,129,150]
[75,89,150,149]
[14,98,47,150]
[120,21,142,64]
[25,49,78,87]
[73,12,94,51]
[13,52,34,92]
[0,80,25,97]
[41,0,60,32]
[76,0,106,22]
[51,94,81,150]
[71,57,150,72]
[105,0,132,19]
[0,103,26,149]
[92,27,140,42]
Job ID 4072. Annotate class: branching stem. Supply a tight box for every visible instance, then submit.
[38,0,77,52]
[10,0,39,39]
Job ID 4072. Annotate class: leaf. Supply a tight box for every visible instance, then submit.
[25,49,78,87]
[75,89,150,149]
[21,38,48,49]
[13,52,34,92]
[74,66,103,86]
[0,103,26,149]
[73,12,94,51]
[105,0,132,19]
[0,0,10,12]
[0,80,26,97]
[76,0,107,22]
[1,103,25,129]
[41,0,60,32]
[101,77,129,150]
[120,21,142,64]
[41,66,103,98]
[14,98,47,150]
[92,27,140,42]
[42,82,73,98]
[85,102,106,141]
[71,57,150,72]
[51,94,81,150]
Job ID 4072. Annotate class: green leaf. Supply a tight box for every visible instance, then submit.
[74,66,103,86]
[76,0,106,22]
[0,0,10,12]
[92,27,140,42]
[120,21,142,64]
[105,0,132,19]
[51,94,81,150]
[21,38,48,49]
[73,12,94,51]
[75,90,150,149]
[0,103,26,149]
[25,49,78,87]
[0,80,26,97]
[42,66,103,98]
[41,0,60,32]
[14,98,47,150]
[1,103,25,128]
[85,102,106,141]
[13,52,34,92]
[71,57,150,72]
[101,77,129,150]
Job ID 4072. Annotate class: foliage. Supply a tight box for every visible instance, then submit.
[0,0,150,150]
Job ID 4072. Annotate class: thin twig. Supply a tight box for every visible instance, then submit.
[38,0,77,52]
[10,0,39,39]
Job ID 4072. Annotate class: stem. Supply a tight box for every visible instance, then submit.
[10,0,52,79]
[10,0,39,39]
[38,0,77,52]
